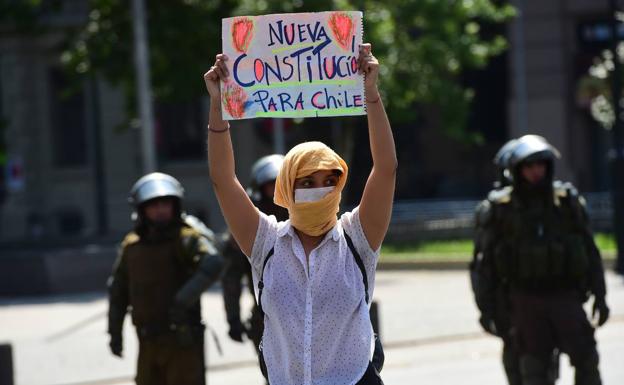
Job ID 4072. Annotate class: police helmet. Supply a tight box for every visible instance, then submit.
[129,172,184,208]
[493,139,518,169]
[508,135,561,169]
[250,154,284,188]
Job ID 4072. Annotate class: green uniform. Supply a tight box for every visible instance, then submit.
[108,223,221,385]
[475,181,606,385]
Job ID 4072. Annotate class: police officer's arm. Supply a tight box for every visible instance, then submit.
[471,201,495,311]
[174,234,224,308]
[204,54,258,256]
[221,238,244,320]
[567,193,607,298]
[220,238,247,342]
[471,200,500,334]
[357,43,398,251]
[586,232,607,299]
[107,249,129,356]
[573,194,610,325]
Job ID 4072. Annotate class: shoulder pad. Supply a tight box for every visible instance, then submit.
[180,226,201,240]
[487,186,513,204]
[553,180,578,197]
[182,214,216,242]
[475,199,493,227]
[552,180,580,206]
[180,226,219,256]
[121,232,140,247]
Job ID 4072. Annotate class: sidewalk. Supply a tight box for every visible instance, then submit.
[1,270,623,385]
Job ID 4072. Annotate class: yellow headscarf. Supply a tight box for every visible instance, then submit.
[274,141,349,236]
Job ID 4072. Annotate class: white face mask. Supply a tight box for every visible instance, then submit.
[294,186,335,203]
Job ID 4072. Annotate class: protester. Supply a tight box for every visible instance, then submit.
[204,42,396,385]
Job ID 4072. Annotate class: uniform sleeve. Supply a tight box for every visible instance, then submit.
[107,247,129,336]
[470,199,499,316]
[221,237,246,325]
[574,194,607,299]
[174,231,225,308]
[341,206,381,291]
[250,212,279,276]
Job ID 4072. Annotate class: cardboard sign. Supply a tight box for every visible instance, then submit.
[221,11,365,120]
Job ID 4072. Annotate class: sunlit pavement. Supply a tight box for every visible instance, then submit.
[1,270,622,385]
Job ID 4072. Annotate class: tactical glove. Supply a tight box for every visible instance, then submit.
[479,314,498,336]
[592,296,610,327]
[109,334,123,357]
[228,320,246,343]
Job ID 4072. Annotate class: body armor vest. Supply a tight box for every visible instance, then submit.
[492,191,589,289]
[124,227,201,330]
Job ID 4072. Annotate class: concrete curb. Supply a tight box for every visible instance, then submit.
[377,255,617,271]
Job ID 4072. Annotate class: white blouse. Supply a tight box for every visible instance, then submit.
[249,206,380,385]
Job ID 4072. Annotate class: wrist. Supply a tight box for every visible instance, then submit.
[366,92,381,104]
[208,124,229,133]
[365,87,380,103]
[365,85,379,96]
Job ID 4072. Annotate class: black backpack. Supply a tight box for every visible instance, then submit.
[256,232,385,380]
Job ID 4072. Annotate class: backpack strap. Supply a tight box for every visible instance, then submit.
[256,232,370,318]
[257,247,274,318]
[344,232,370,304]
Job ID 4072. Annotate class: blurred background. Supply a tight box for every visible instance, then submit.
[1,1,623,384]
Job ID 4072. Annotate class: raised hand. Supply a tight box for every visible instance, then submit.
[357,43,379,96]
[203,54,229,100]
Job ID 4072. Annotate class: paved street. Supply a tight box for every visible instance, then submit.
[1,270,623,385]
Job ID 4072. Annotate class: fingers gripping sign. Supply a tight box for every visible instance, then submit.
[204,54,230,100]
[358,43,379,93]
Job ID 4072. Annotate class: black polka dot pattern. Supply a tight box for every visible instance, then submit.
[248,207,379,385]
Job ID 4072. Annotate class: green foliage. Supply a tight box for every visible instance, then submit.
[595,232,616,251]
[380,233,617,262]
[61,0,240,116]
[60,0,514,136]
[382,238,474,254]
[237,0,515,139]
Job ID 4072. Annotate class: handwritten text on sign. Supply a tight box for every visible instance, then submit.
[220,11,365,120]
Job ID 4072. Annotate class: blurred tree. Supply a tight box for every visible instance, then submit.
[235,0,515,141]
[576,42,623,130]
[60,0,514,140]
[61,0,240,118]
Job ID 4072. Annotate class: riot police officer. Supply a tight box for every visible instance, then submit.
[472,137,561,385]
[475,135,609,385]
[221,155,288,352]
[108,172,223,385]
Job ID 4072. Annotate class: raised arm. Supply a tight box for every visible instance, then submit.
[204,54,259,256]
[357,43,398,250]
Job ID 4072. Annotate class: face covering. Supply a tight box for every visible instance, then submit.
[274,142,348,236]
[294,186,336,203]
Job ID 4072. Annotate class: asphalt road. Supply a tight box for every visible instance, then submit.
[1,270,622,385]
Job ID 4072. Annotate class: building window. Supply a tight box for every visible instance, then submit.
[155,99,204,161]
[48,68,88,167]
